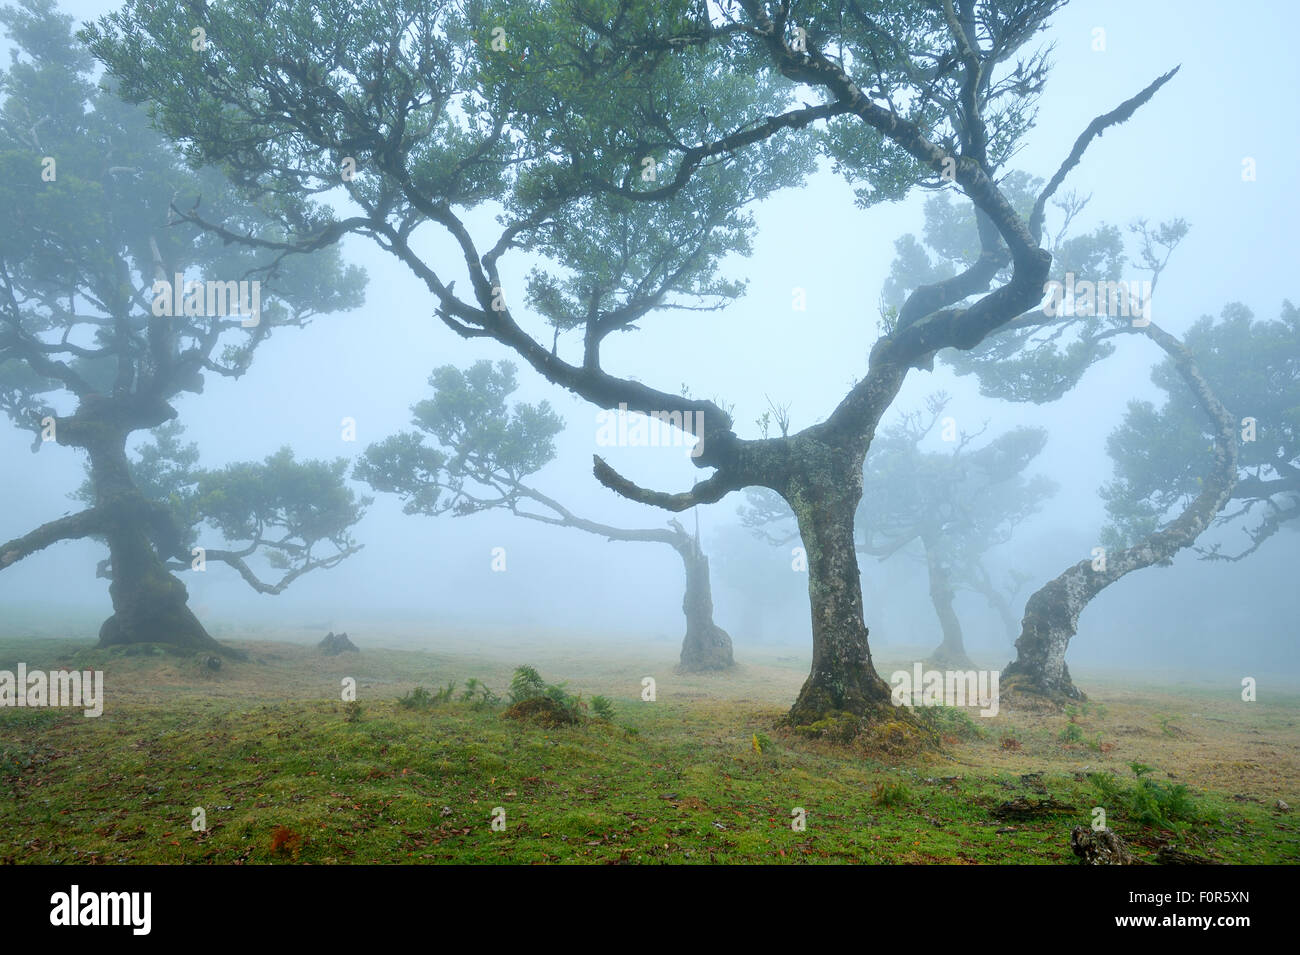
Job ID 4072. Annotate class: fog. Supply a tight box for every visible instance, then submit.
[3,0,1297,681]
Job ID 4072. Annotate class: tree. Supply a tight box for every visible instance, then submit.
[354,360,734,670]
[85,0,1174,721]
[0,0,365,651]
[739,398,1054,667]
[886,186,1240,697]
[855,395,1055,668]
[70,422,370,608]
[1102,303,1299,563]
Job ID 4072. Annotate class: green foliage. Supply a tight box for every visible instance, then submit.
[1102,302,1300,555]
[81,0,805,377]
[0,0,363,439]
[355,361,564,518]
[1058,723,1084,744]
[0,0,366,602]
[508,665,548,704]
[343,701,362,723]
[506,665,586,722]
[883,172,1144,405]
[872,780,911,807]
[460,678,502,710]
[855,398,1056,624]
[1090,765,1213,830]
[397,686,434,710]
[75,425,369,590]
[398,682,457,709]
[400,678,500,711]
[916,705,986,742]
[590,695,614,721]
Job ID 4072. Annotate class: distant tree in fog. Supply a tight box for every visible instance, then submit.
[888,197,1240,698]
[0,0,365,651]
[856,395,1055,668]
[1102,303,1299,563]
[70,422,369,600]
[355,360,734,671]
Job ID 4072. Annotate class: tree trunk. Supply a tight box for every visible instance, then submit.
[87,429,225,653]
[1004,322,1238,700]
[1002,565,1088,699]
[786,464,893,724]
[922,536,974,669]
[675,541,734,672]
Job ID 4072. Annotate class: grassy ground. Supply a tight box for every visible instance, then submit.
[0,633,1296,864]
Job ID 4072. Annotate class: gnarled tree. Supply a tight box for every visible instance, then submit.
[86,0,1173,720]
[1103,302,1299,564]
[886,185,1242,697]
[355,360,734,671]
[740,398,1054,668]
[0,0,365,651]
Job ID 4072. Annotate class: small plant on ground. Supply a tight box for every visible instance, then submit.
[343,700,362,723]
[269,825,304,860]
[872,779,911,807]
[1089,762,1214,830]
[1059,723,1084,744]
[508,665,548,704]
[398,681,457,709]
[590,695,614,720]
[502,665,587,726]
[917,706,986,742]
[460,678,501,710]
[397,686,434,709]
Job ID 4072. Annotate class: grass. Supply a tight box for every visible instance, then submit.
[0,635,1296,864]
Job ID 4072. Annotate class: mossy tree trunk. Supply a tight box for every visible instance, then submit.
[77,412,225,653]
[1002,569,1087,699]
[784,439,893,724]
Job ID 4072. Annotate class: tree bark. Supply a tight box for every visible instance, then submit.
[1002,567,1090,699]
[785,451,893,724]
[674,537,734,672]
[922,535,974,668]
[85,426,226,653]
[1004,322,1238,699]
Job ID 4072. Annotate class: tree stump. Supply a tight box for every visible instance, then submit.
[1070,825,1137,865]
[318,631,359,655]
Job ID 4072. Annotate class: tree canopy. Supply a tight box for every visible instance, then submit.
[0,0,366,650]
